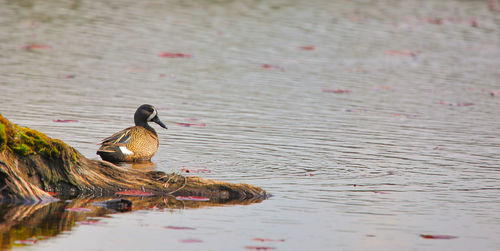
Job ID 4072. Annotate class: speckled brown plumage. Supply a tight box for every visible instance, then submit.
[97,104,167,162]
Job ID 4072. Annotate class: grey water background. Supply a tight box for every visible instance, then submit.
[1,0,500,250]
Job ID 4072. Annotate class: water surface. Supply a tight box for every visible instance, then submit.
[1,0,499,250]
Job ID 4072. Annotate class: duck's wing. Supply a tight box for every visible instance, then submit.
[99,127,134,146]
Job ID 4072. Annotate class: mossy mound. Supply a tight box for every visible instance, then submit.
[0,116,67,158]
[0,114,268,203]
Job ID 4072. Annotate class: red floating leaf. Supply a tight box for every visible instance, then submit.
[261,64,285,71]
[300,45,315,50]
[456,102,474,106]
[53,119,79,123]
[164,226,196,230]
[180,167,211,173]
[384,50,420,57]
[252,238,285,242]
[245,246,276,250]
[77,220,102,225]
[420,234,458,240]
[322,89,351,94]
[65,207,92,212]
[175,196,210,201]
[470,19,478,28]
[21,44,52,50]
[488,0,498,11]
[423,18,443,25]
[158,52,192,58]
[115,190,154,196]
[64,74,76,79]
[373,85,392,90]
[176,122,206,127]
[179,238,203,243]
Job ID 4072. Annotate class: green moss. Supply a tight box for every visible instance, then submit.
[0,114,65,159]
[11,144,32,155]
[0,123,5,150]
[71,151,78,164]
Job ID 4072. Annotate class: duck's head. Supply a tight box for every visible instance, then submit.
[134,104,167,129]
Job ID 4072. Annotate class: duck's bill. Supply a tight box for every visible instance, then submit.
[152,116,168,129]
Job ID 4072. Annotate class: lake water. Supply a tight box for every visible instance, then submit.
[1,0,499,250]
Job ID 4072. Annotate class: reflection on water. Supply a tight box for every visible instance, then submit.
[0,196,263,249]
[1,0,500,250]
[116,161,158,172]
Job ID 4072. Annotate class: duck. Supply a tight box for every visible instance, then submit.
[97,104,167,162]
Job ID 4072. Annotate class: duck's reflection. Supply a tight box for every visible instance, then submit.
[0,195,263,249]
[115,161,157,171]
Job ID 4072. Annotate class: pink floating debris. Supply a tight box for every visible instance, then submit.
[26,21,40,27]
[180,167,211,173]
[53,119,79,123]
[490,91,500,96]
[164,226,196,230]
[77,220,102,225]
[470,19,479,28]
[420,234,458,240]
[322,88,351,94]
[57,74,76,79]
[384,50,420,57]
[489,0,499,11]
[21,44,52,50]
[261,64,285,71]
[299,45,315,50]
[175,196,210,201]
[373,85,392,90]
[245,246,276,250]
[158,52,192,58]
[14,239,37,245]
[65,207,92,212]
[423,18,443,25]
[179,238,203,243]
[176,122,206,127]
[252,238,285,242]
[115,190,154,196]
